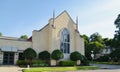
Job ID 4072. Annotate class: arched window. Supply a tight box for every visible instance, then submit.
[60,28,70,53]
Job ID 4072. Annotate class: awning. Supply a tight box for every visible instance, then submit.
[1,46,18,52]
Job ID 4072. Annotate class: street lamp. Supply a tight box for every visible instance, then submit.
[91,51,94,65]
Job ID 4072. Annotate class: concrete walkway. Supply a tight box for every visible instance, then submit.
[0,65,23,72]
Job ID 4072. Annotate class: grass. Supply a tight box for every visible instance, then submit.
[94,61,119,65]
[23,66,99,72]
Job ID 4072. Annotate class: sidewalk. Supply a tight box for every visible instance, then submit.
[0,65,23,72]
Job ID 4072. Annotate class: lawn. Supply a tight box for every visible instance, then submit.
[94,62,119,65]
[23,66,99,72]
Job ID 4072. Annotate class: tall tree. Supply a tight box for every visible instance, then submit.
[103,38,112,46]
[86,41,104,60]
[81,34,90,59]
[89,32,103,43]
[81,34,89,45]
[114,14,120,48]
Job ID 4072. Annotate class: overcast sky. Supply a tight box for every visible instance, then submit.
[0,0,120,38]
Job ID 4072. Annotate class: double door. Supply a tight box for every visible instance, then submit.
[3,52,14,65]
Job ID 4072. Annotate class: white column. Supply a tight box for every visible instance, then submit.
[0,51,3,64]
[14,52,18,64]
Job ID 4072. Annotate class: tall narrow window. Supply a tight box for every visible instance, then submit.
[60,28,70,53]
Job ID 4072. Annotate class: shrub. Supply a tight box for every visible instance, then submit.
[81,55,89,66]
[17,60,25,66]
[59,60,76,66]
[51,49,64,65]
[23,48,37,65]
[31,60,48,67]
[23,48,37,60]
[95,55,109,62]
[70,51,82,61]
[38,51,50,60]
[16,60,28,67]
[110,49,120,62]
[17,60,48,67]
[51,49,64,60]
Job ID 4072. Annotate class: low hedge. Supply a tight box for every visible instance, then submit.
[17,60,27,66]
[59,60,76,66]
[16,60,48,67]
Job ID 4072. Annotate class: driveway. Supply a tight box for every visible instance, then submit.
[0,65,23,72]
[91,64,120,69]
[67,69,120,72]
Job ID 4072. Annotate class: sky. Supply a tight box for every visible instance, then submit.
[0,0,120,38]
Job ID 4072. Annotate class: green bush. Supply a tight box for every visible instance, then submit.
[17,60,48,67]
[31,60,48,67]
[96,55,109,62]
[70,51,82,61]
[23,48,37,60]
[38,51,50,60]
[32,63,48,67]
[59,60,76,66]
[81,55,89,66]
[16,60,27,66]
[110,49,120,62]
[51,49,64,60]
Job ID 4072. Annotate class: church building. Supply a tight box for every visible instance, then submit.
[0,10,84,65]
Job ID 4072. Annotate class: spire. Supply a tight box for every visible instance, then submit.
[51,9,56,29]
[76,16,78,30]
[53,9,55,25]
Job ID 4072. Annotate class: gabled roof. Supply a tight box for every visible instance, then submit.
[27,36,32,42]
[55,10,76,24]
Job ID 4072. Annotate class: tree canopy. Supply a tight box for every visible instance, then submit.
[0,32,2,36]
[113,14,120,49]
[51,49,64,60]
[38,51,50,60]
[23,48,37,60]
[20,35,28,39]
[89,32,103,43]
[70,51,82,61]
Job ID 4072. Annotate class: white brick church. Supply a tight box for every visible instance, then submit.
[0,10,84,65]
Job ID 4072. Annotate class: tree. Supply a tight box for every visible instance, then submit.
[70,51,82,61]
[20,35,28,39]
[38,51,50,60]
[86,41,104,60]
[23,48,37,61]
[89,32,103,43]
[114,14,120,29]
[113,14,120,49]
[0,32,2,36]
[81,34,89,45]
[110,48,120,62]
[103,38,112,46]
[51,49,63,65]
[81,34,90,59]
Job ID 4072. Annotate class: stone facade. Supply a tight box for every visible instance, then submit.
[0,10,84,65]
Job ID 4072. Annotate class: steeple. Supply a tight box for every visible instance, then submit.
[76,16,78,30]
[51,9,56,29]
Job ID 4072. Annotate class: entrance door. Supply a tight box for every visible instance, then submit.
[3,52,14,65]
